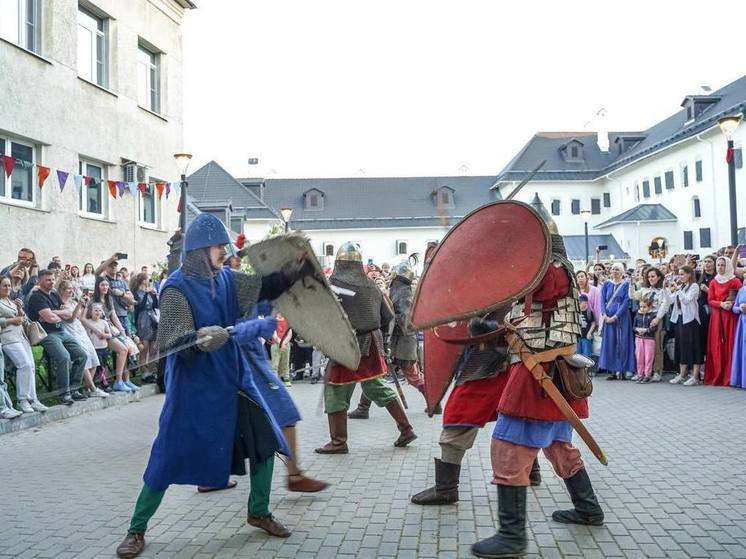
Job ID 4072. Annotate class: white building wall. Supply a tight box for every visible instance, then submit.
[0,0,189,270]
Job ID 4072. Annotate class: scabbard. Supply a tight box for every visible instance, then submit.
[388,359,409,409]
[505,333,608,466]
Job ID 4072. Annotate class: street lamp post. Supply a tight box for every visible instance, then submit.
[174,153,193,232]
[719,115,741,246]
[580,209,592,267]
[655,238,665,264]
[280,207,293,233]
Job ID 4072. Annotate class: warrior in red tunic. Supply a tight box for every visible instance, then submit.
[472,197,604,558]
[314,242,417,454]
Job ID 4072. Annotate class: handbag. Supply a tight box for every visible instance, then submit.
[24,320,48,345]
[554,356,594,400]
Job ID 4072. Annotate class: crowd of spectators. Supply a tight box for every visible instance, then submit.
[0,249,162,419]
[577,245,746,390]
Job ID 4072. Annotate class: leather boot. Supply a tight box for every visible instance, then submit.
[428,402,443,415]
[411,458,460,505]
[552,468,604,526]
[348,394,371,419]
[116,533,146,558]
[385,400,417,447]
[472,485,527,558]
[284,426,329,492]
[529,457,542,486]
[314,411,349,454]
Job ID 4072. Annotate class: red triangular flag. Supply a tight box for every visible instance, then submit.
[155,182,165,199]
[236,233,246,250]
[84,175,93,186]
[137,182,147,195]
[726,146,734,164]
[107,180,118,198]
[2,155,15,178]
[37,165,51,188]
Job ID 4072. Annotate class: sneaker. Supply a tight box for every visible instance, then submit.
[283,380,292,387]
[30,400,49,412]
[669,375,685,384]
[651,372,662,382]
[61,393,74,406]
[89,388,110,398]
[124,381,140,391]
[630,374,640,382]
[0,407,23,420]
[71,390,88,401]
[683,376,700,386]
[18,400,34,413]
[112,381,132,392]
[640,376,652,384]
[605,373,617,381]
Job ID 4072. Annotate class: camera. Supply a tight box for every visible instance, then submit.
[596,244,608,251]
[116,252,128,260]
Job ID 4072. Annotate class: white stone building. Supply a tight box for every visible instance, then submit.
[0,0,194,270]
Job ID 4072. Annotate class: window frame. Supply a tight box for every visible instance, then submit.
[653,176,662,195]
[683,230,693,251]
[591,198,601,215]
[138,178,161,228]
[681,162,689,187]
[642,179,651,199]
[77,5,108,88]
[229,214,243,235]
[137,41,161,114]
[78,158,108,219]
[603,192,611,208]
[396,240,408,256]
[571,199,580,215]
[0,133,37,208]
[664,169,675,190]
[699,227,712,248]
[695,159,703,182]
[692,196,701,219]
[634,182,640,202]
[0,0,40,53]
[304,190,324,211]
[550,198,561,216]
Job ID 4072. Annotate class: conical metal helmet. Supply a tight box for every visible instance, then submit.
[336,241,363,262]
[392,260,415,281]
[530,192,559,235]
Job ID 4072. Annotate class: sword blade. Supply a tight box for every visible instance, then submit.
[128,327,235,373]
[505,160,547,201]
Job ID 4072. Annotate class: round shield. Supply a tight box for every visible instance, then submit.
[410,200,550,330]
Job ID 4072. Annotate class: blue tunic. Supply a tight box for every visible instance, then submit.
[143,267,289,491]
[731,286,746,389]
[598,280,637,373]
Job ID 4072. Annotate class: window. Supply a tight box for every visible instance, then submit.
[695,159,703,182]
[570,145,578,158]
[683,231,693,250]
[229,215,243,234]
[137,43,161,113]
[396,241,408,255]
[79,159,105,216]
[681,163,689,187]
[304,189,323,210]
[0,135,35,205]
[0,0,40,52]
[591,198,601,215]
[653,177,662,195]
[603,193,611,208]
[693,196,701,218]
[634,182,640,202]
[571,199,580,215]
[139,183,156,225]
[664,170,674,190]
[436,187,455,208]
[324,243,335,257]
[77,6,108,87]
[551,199,560,216]
[642,180,650,198]
[699,228,711,248]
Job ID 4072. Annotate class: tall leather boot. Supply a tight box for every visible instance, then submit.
[385,400,417,447]
[551,468,604,526]
[472,485,527,558]
[348,394,371,419]
[283,426,330,492]
[314,411,349,454]
[529,457,542,486]
[411,458,460,505]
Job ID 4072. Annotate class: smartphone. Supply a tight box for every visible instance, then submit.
[116,252,128,260]
[739,246,746,259]
[597,244,608,251]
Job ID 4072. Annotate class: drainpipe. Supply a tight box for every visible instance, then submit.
[695,131,719,249]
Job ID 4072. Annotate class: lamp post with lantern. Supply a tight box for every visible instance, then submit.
[280,207,293,233]
[173,152,193,232]
[718,115,741,246]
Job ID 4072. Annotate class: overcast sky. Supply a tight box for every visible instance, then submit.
[182,0,745,179]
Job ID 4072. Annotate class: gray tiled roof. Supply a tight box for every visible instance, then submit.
[563,234,628,260]
[596,204,677,229]
[497,75,746,182]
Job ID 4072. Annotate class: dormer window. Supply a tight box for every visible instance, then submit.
[615,134,646,155]
[560,138,584,162]
[433,186,455,209]
[681,95,721,123]
[304,188,324,211]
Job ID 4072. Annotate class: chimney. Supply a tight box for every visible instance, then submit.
[595,107,609,153]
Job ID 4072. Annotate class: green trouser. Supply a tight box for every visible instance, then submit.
[127,456,275,534]
[271,345,290,381]
[324,376,398,414]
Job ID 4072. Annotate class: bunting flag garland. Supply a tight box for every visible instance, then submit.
[73,174,83,192]
[165,182,171,199]
[107,180,118,199]
[2,155,15,178]
[155,182,165,199]
[84,175,93,186]
[56,170,69,192]
[116,181,126,197]
[137,182,147,194]
[37,165,51,188]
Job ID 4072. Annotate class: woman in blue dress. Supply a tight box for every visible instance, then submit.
[599,263,636,380]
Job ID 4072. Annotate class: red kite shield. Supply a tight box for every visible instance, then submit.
[423,324,465,415]
[411,200,551,330]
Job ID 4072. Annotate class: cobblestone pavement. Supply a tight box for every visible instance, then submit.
[1,378,745,559]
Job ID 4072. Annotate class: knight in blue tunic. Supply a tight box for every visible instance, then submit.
[116,214,311,559]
